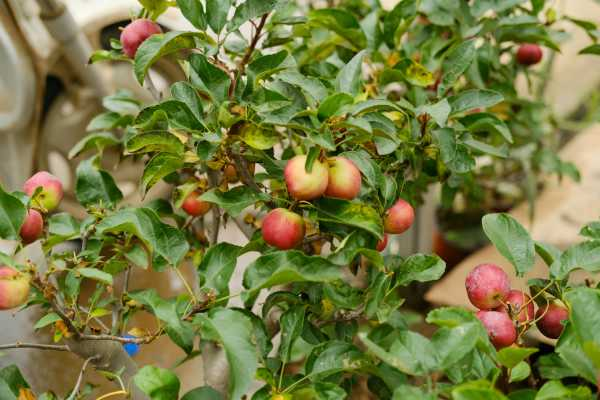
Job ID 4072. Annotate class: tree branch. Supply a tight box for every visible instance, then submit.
[66,355,100,400]
[78,334,157,344]
[0,342,70,351]
[206,170,221,244]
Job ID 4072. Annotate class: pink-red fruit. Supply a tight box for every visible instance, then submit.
[182,191,212,217]
[516,44,543,66]
[476,310,517,349]
[262,208,305,250]
[495,289,534,324]
[23,171,63,212]
[120,19,162,58]
[20,209,43,244]
[0,266,30,310]
[325,157,361,200]
[383,199,414,234]
[536,303,569,339]
[376,234,389,252]
[465,263,510,310]
[284,155,329,201]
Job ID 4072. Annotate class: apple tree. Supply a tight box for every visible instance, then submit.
[1,0,600,399]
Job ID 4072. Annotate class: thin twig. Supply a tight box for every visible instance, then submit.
[79,334,156,344]
[145,73,162,102]
[0,342,70,351]
[96,390,128,400]
[206,170,221,244]
[66,355,100,400]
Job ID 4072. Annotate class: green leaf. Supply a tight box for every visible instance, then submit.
[329,230,383,270]
[438,39,476,95]
[452,381,508,400]
[396,254,446,286]
[176,0,207,30]
[305,340,371,379]
[536,353,579,381]
[392,385,435,400]
[247,50,293,86]
[139,0,170,19]
[555,323,597,384]
[171,81,204,123]
[86,111,132,131]
[448,89,504,115]
[461,113,513,143]
[102,89,141,115]
[535,241,562,267]
[199,186,269,217]
[536,380,593,400]
[279,305,305,363]
[206,0,231,34]
[418,99,451,127]
[228,0,281,32]
[34,313,61,330]
[564,288,600,365]
[340,149,383,189]
[497,347,538,369]
[386,59,435,87]
[463,138,509,158]
[126,132,185,155]
[141,153,184,194]
[134,366,180,400]
[550,241,600,279]
[309,9,367,49]
[383,0,417,48]
[96,208,189,266]
[198,243,241,298]
[482,213,535,277]
[509,361,530,383]
[240,124,279,150]
[243,250,344,295]
[136,99,204,131]
[75,158,123,208]
[313,197,384,240]
[0,365,29,397]
[69,131,120,159]
[318,93,354,121]
[194,308,258,400]
[182,386,223,400]
[78,267,113,285]
[335,50,366,96]
[579,44,600,55]
[134,31,210,84]
[189,53,231,103]
[0,186,26,240]
[433,128,475,174]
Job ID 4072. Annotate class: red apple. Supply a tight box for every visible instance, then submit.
[465,263,510,309]
[325,157,361,200]
[476,310,517,349]
[516,44,543,66]
[23,171,63,212]
[262,208,305,250]
[20,209,43,244]
[181,191,212,217]
[495,289,534,324]
[383,199,415,234]
[0,266,30,310]
[284,155,328,201]
[224,163,255,183]
[120,19,162,58]
[536,302,569,339]
[376,234,388,252]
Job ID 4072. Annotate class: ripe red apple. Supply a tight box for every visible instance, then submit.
[536,302,569,339]
[23,171,64,212]
[224,163,255,183]
[383,199,415,234]
[476,310,517,349]
[262,208,305,250]
[325,157,361,200]
[516,43,543,66]
[20,209,43,244]
[284,155,328,201]
[495,290,534,324]
[181,191,212,217]
[0,266,30,310]
[465,263,510,309]
[120,19,162,58]
[376,234,388,252]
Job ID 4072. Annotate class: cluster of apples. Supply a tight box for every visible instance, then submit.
[466,264,569,348]
[262,155,414,251]
[0,171,64,310]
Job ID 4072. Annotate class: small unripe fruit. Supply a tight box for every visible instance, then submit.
[465,263,510,309]
[262,208,305,250]
[536,303,569,339]
[20,209,43,244]
[120,19,162,58]
[23,171,63,212]
[181,191,212,217]
[325,157,361,200]
[383,199,415,234]
[284,155,328,201]
[0,267,30,310]
[516,44,543,66]
[495,289,534,324]
[376,234,388,252]
[476,310,517,349]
